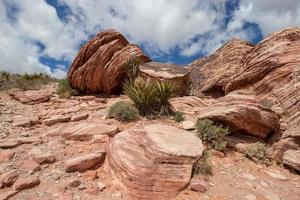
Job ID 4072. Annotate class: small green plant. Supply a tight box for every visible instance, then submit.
[192,150,213,177]
[57,79,78,98]
[260,99,274,109]
[173,111,185,122]
[196,119,230,151]
[244,143,270,164]
[155,81,177,116]
[123,79,178,117]
[108,101,139,122]
[123,56,143,81]
[123,79,158,117]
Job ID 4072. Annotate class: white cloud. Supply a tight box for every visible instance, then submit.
[0,0,299,78]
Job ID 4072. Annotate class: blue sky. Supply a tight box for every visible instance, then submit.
[0,0,299,78]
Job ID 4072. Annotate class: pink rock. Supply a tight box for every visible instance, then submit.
[190,179,209,193]
[32,153,56,164]
[0,140,22,149]
[90,135,109,144]
[71,113,89,122]
[43,115,71,126]
[20,160,41,172]
[108,124,204,200]
[0,150,15,163]
[9,90,52,104]
[67,29,151,94]
[13,176,40,190]
[0,190,19,200]
[64,152,105,172]
[0,170,18,188]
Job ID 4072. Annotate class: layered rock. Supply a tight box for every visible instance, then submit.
[67,29,151,94]
[196,91,279,139]
[9,90,52,104]
[139,62,190,95]
[107,124,204,200]
[283,149,300,172]
[189,38,253,97]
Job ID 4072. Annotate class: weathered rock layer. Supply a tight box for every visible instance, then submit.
[67,29,151,94]
[108,124,204,200]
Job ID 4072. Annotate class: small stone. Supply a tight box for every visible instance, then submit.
[13,176,40,190]
[68,179,81,188]
[78,184,86,190]
[71,113,89,122]
[97,182,106,191]
[0,170,18,188]
[0,150,15,163]
[20,160,41,173]
[190,179,209,193]
[265,169,288,181]
[180,120,195,130]
[64,152,105,172]
[0,140,21,149]
[90,135,109,144]
[82,170,98,181]
[33,153,56,164]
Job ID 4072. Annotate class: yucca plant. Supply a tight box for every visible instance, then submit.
[156,81,177,116]
[123,56,143,81]
[123,79,158,116]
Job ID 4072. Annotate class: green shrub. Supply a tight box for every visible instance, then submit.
[192,150,213,177]
[123,56,143,81]
[123,79,158,117]
[0,72,55,91]
[196,119,230,151]
[57,79,78,98]
[173,111,185,122]
[260,99,274,109]
[123,79,177,117]
[155,81,177,116]
[244,143,270,164]
[108,101,139,122]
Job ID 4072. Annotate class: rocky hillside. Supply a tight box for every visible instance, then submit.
[189,27,300,168]
[0,28,299,200]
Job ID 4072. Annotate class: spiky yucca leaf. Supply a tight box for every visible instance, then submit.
[155,81,177,116]
[123,79,158,116]
[123,56,142,81]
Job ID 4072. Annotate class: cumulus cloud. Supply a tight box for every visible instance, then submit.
[0,0,299,77]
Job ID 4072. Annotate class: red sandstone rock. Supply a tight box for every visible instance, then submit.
[43,115,71,126]
[47,122,119,141]
[283,149,300,172]
[190,179,209,193]
[0,190,19,200]
[0,170,18,188]
[13,176,40,190]
[67,29,151,94]
[32,153,56,164]
[0,150,15,163]
[139,62,190,95]
[189,38,253,97]
[9,90,52,104]
[64,152,105,172]
[108,124,204,200]
[196,91,279,139]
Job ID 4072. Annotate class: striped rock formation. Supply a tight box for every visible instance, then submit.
[108,124,204,200]
[67,29,151,94]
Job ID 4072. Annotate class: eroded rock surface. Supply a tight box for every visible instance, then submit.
[108,124,204,200]
[9,90,52,104]
[139,62,190,95]
[67,29,151,94]
[196,91,279,139]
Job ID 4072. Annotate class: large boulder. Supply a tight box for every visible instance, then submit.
[196,91,279,139]
[67,29,151,94]
[188,38,253,97]
[107,124,204,200]
[139,62,190,95]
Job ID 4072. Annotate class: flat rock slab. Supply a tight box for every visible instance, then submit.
[65,152,105,172]
[48,122,119,141]
[43,115,71,126]
[0,140,22,149]
[0,170,18,188]
[9,90,52,104]
[283,149,300,171]
[108,124,204,200]
[13,176,40,190]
